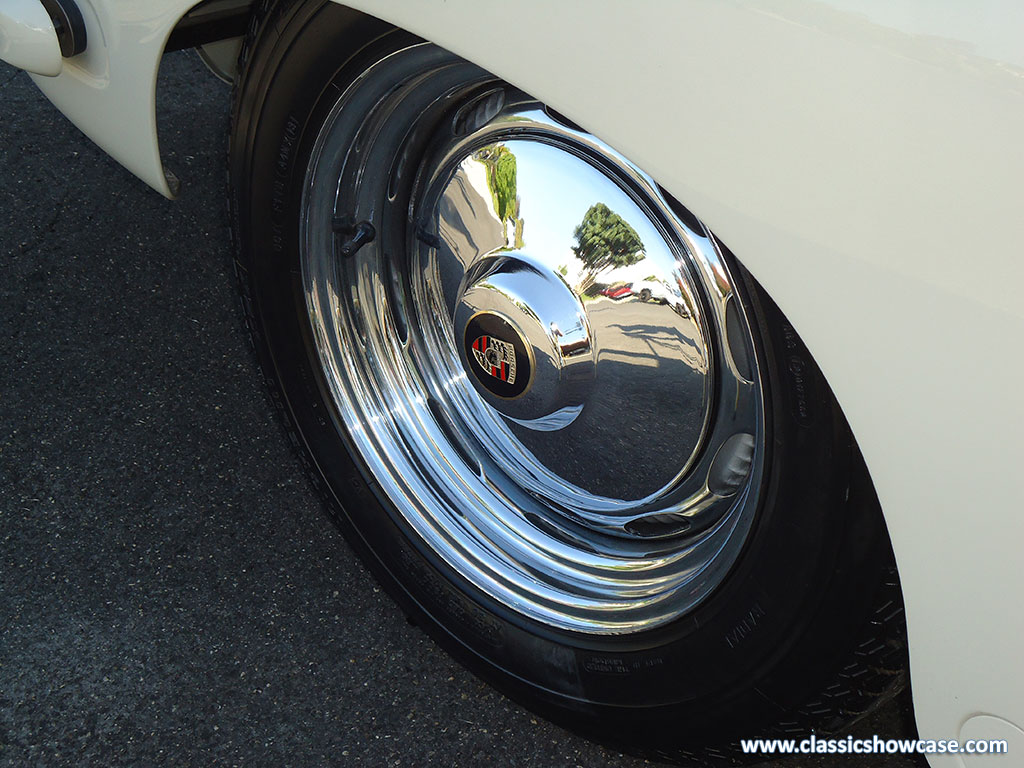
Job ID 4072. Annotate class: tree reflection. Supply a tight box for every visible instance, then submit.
[572,203,645,292]
[474,145,524,248]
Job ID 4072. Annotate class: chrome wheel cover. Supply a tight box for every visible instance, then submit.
[301,45,765,634]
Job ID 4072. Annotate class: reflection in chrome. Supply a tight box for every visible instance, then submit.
[504,403,584,432]
[301,44,765,634]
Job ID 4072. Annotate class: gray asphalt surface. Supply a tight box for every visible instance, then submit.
[0,53,921,767]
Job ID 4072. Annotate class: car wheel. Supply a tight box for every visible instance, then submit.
[229,1,906,760]
[639,288,653,302]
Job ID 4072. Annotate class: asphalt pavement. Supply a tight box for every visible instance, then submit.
[0,53,921,767]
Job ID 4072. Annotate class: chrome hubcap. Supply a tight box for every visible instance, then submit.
[301,45,765,633]
[439,137,716,503]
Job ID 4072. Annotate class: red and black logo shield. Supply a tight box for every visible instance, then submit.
[463,313,531,399]
[471,334,517,384]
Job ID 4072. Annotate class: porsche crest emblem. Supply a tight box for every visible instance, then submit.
[463,312,531,399]
[471,335,517,385]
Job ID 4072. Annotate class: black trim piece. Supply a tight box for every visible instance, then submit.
[166,5,252,52]
[39,0,87,58]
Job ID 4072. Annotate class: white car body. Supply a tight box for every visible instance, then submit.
[631,278,675,305]
[4,1,1023,763]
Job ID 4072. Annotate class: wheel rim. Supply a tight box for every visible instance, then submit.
[301,44,766,634]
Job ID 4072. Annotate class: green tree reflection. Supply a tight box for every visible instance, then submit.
[475,145,523,248]
[572,203,644,288]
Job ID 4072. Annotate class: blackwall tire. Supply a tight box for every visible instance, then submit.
[228,1,907,761]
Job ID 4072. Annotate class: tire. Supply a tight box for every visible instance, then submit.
[229,2,906,762]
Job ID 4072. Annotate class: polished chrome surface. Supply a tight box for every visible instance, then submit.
[301,44,765,633]
[439,139,713,501]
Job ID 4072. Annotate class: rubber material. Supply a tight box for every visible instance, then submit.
[227,1,907,761]
[39,0,86,58]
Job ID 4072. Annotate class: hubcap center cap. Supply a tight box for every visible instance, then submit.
[462,310,534,399]
[456,252,593,417]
